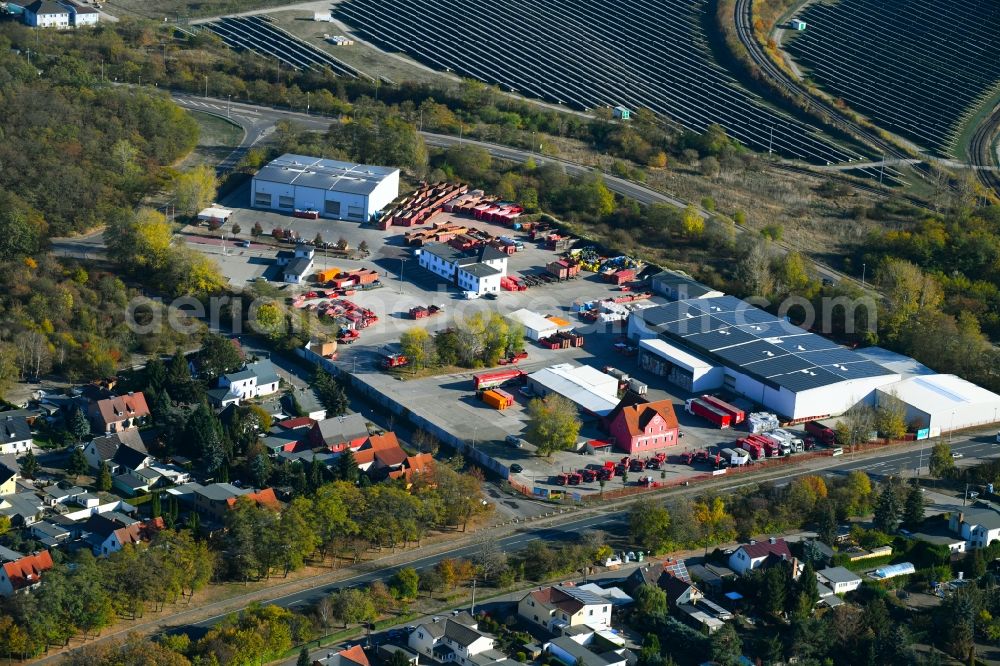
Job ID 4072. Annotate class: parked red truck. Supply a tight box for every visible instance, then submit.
[738,437,765,460]
[804,421,836,446]
[473,368,526,391]
[685,398,732,428]
[699,395,745,425]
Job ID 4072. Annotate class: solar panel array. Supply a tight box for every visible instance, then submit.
[333,0,861,164]
[639,296,894,392]
[784,0,1000,154]
[206,16,362,78]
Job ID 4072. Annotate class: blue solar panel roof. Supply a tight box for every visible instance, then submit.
[639,297,894,391]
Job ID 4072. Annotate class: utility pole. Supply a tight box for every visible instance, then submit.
[470,577,477,615]
[768,124,774,155]
[227,94,231,119]
[879,152,885,186]
[306,91,310,115]
[861,263,866,286]
[399,257,404,294]
[204,74,208,99]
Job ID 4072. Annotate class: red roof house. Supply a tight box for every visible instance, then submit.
[728,537,798,576]
[0,550,53,596]
[88,392,150,433]
[607,397,679,454]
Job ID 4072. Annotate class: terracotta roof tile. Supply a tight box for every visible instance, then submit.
[3,550,52,591]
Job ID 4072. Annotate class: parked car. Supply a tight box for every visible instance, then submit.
[505,435,523,448]
[952,452,964,459]
[509,463,523,473]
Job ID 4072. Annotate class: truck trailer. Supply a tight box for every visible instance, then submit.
[481,389,515,410]
[473,368,526,391]
[699,395,745,425]
[685,398,732,428]
[804,421,836,446]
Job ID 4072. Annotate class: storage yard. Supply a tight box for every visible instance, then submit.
[783,0,1000,153]
[191,171,1000,500]
[332,0,862,163]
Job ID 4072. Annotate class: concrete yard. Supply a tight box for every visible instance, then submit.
[188,184,821,497]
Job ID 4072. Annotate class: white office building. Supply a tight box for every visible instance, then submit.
[418,243,507,296]
[251,154,399,222]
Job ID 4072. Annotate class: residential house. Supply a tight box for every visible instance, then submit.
[0,459,18,497]
[42,484,86,507]
[215,359,281,404]
[606,397,679,454]
[0,492,44,526]
[29,521,71,548]
[262,417,314,454]
[83,429,149,474]
[574,583,633,608]
[353,432,408,476]
[283,386,327,421]
[325,645,371,666]
[418,243,508,296]
[309,413,370,452]
[22,0,69,27]
[112,461,190,497]
[544,637,627,666]
[56,492,135,522]
[949,503,1000,550]
[391,453,435,486]
[518,585,612,634]
[181,482,281,521]
[84,513,164,556]
[623,559,688,595]
[88,392,150,433]
[0,550,53,595]
[817,567,863,595]
[408,614,501,666]
[60,0,98,26]
[0,415,32,455]
[378,645,418,666]
[728,537,799,576]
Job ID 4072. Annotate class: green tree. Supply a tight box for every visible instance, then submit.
[19,450,40,479]
[198,333,243,380]
[929,441,956,478]
[173,164,218,215]
[66,446,90,476]
[710,623,742,666]
[96,460,112,491]
[815,499,837,545]
[759,565,789,617]
[337,449,360,483]
[313,366,349,416]
[400,327,435,371]
[630,500,672,553]
[633,584,668,618]
[793,560,819,619]
[67,406,92,442]
[390,567,420,600]
[297,647,312,666]
[524,394,581,456]
[150,491,162,519]
[966,548,986,580]
[873,481,902,534]
[903,481,925,526]
[875,393,907,440]
[252,221,263,238]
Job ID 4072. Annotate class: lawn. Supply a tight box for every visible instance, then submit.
[176,110,244,170]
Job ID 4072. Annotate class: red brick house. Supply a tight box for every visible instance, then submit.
[607,397,679,454]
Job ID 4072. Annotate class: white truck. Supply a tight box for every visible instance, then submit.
[771,428,804,453]
[721,447,750,467]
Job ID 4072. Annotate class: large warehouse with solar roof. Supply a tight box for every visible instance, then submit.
[629,296,901,421]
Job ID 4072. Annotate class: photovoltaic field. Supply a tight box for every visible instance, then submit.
[333,0,862,164]
[784,0,1000,154]
[206,15,362,78]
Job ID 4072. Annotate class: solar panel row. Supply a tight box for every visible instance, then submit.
[639,297,893,392]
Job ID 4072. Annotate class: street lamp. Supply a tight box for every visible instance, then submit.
[227,94,231,119]
[861,263,866,287]
[306,91,310,115]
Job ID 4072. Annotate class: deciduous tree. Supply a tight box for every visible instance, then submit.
[524,394,581,456]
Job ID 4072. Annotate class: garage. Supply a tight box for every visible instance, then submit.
[509,308,572,341]
[637,338,723,393]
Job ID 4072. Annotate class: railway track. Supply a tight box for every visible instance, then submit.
[970,104,1000,198]
[733,0,923,180]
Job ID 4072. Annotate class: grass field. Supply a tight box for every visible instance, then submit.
[176,110,244,169]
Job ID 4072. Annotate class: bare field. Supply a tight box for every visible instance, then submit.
[267,10,459,87]
[105,0,301,20]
